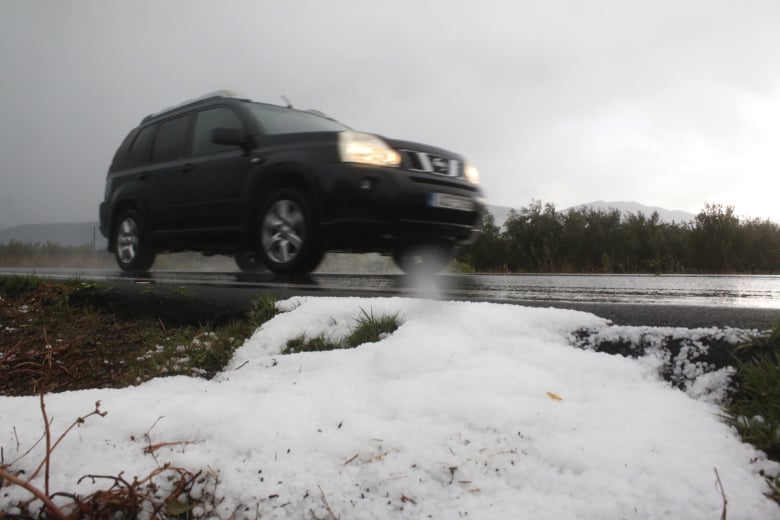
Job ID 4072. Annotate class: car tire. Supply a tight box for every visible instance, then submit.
[235,252,266,273]
[114,209,155,272]
[393,244,454,275]
[258,188,324,275]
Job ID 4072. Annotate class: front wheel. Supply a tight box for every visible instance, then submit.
[258,188,324,275]
[113,209,155,272]
[392,244,454,274]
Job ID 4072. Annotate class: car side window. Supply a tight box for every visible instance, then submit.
[151,115,191,162]
[192,107,244,156]
[129,125,156,165]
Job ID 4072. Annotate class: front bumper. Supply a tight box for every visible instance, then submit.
[316,162,486,252]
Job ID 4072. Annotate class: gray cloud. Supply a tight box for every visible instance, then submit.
[1,0,779,228]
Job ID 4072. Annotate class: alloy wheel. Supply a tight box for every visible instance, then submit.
[261,199,305,265]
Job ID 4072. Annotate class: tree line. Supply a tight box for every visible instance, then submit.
[456,201,780,274]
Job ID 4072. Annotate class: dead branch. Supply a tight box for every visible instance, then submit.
[30,401,107,481]
[40,331,52,497]
[714,467,728,520]
[318,485,338,520]
[0,466,66,520]
[143,440,194,454]
[342,454,358,466]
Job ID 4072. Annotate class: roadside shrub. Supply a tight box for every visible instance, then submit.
[724,323,780,461]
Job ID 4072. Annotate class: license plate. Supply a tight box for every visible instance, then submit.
[429,192,475,211]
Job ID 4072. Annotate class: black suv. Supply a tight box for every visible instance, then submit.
[99,91,485,275]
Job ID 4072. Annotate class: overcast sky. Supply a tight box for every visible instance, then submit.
[1,0,779,228]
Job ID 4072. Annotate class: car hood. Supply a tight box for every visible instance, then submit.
[382,137,465,161]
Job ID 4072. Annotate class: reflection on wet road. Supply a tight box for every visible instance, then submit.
[146,272,780,308]
[6,269,777,309]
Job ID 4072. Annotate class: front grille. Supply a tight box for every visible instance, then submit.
[400,150,461,178]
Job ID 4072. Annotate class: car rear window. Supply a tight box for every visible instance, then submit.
[129,125,156,164]
[151,115,191,162]
[246,103,348,135]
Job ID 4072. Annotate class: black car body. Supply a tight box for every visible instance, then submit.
[99,91,485,274]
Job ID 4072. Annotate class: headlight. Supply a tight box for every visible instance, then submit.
[338,131,401,167]
[465,162,480,184]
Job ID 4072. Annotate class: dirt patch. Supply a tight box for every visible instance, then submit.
[0,281,255,396]
[67,284,248,328]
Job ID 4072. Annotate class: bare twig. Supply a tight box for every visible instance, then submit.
[144,440,194,454]
[714,467,728,520]
[40,390,51,496]
[6,422,50,467]
[0,466,66,520]
[318,485,338,520]
[144,416,166,464]
[40,329,52,496]
[145,416,165,436]
[73,466,201,517]
[342,454,358,466]
[30,401,107,481]
[7,418,51,467]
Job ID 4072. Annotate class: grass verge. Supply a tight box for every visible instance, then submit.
[724,324,780,461]
[0,275,277,396]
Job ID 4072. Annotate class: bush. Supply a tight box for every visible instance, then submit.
[724,323,780,461]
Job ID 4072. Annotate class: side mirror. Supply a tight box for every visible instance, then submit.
[211,127,247,147]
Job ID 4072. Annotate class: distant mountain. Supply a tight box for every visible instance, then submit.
[569,201,696,224]
[487,201,696,228]
[0,221,106,248]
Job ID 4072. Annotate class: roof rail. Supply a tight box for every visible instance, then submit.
[141,89,243,123]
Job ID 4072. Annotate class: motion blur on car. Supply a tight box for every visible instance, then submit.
[99,91,485,275]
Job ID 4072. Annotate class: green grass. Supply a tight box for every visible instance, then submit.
[0,273,42,297]
[129,298,280,380]
[284,333,343,354]
[345,308,402,348]
[123,293,281,380]
[283,307,402,354]
[0,278,281,394]
[248,292,279,328]
[724,323,780,463]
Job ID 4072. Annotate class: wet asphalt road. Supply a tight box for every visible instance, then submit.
[2,268,778,329]
[60,271,780,330]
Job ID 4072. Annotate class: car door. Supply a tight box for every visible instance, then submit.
[145,113,194,231]
[183,105,250,230]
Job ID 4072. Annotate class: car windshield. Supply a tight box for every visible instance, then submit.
[246,102,349,134]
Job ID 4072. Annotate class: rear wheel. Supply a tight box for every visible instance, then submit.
[114,209,155,272]
[258,188,324,275]
[235,252,266,273]
[392,244,454,274]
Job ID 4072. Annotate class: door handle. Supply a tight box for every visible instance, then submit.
[180,163,194,173]
[139,172,149,180]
